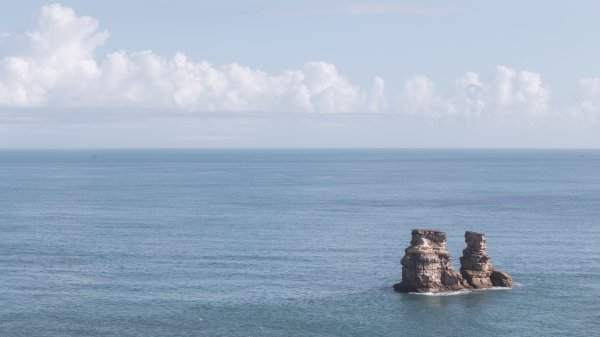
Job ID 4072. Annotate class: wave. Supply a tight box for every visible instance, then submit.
[409,286,514,296]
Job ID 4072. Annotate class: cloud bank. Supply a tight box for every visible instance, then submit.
[0,4,597,120]
[0,4,383,113]
[400,66,551,119]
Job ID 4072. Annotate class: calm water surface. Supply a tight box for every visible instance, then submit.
[0,149,599,336]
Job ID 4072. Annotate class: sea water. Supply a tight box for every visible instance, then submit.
[0,149,598,336]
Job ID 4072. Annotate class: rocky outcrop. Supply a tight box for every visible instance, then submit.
[393,229,470,293]
[394,229,513,293]
[459,231,494,288]
[459,231,513,288]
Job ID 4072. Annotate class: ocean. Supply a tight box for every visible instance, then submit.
[0,149,598,336]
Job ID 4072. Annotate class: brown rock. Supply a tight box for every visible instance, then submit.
[490,270,513,287]
[393,229,470,293]
[459,231,513,288]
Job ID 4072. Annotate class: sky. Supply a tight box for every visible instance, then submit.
[1,1,600,148]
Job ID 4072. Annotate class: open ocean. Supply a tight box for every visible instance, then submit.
[0,149,599,336]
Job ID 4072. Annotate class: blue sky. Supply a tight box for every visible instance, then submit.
[1,1,600,147]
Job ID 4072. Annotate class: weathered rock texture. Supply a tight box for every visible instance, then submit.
[459,231,513,288]
[394,229,513,293]
[393,229,470,293]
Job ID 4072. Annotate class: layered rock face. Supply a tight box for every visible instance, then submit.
[459,231,513,288]
[459,231,494,288]
[394,229,513,293]
[393,229,470,293]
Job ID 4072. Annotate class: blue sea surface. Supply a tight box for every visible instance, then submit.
[0,149,599,336]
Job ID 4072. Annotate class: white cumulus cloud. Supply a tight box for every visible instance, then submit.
[398,66,551,118]
[399,75,443,115]
[1,3,599,121]
[0,4,384,113]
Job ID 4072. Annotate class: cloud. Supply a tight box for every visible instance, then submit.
[0,3,597,122]
[399,75,443,115]
[0,4,384,113]
[92,52,378,113]
[0,4,107,107]
[398,66,551,118]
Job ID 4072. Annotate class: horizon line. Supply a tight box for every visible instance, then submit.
[1,147,599,151]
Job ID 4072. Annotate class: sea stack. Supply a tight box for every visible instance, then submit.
[459,231,513,288]
[394,229,513,293]
[393,229,470,293]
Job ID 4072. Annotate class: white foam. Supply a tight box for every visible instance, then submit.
[485,286,513,291]
[409,289,471,296]
[409,286,513,296]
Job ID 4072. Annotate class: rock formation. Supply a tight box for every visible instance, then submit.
[393,229,470,293]
[394,229,513,293]
[459,231,512,288]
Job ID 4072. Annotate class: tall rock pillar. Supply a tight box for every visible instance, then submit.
[394,229,469,293]
[460,231,512,288]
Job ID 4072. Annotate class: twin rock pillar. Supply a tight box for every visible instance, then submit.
[394,229,512,293]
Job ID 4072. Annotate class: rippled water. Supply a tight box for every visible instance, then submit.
[0,149,599,336]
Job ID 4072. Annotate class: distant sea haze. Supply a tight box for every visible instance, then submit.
[0,149,598,336]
